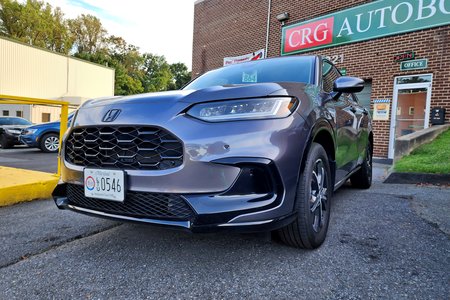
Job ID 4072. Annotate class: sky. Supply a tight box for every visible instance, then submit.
[45,0,196,69]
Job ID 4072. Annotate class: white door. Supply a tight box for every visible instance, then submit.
[388,74,433,159]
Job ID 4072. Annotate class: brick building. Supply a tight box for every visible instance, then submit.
[192,0,450,159]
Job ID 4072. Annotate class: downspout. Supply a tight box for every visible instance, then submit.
[264,0,272,58]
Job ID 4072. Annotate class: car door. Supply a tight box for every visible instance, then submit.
[321,60,359,182]
[351,93,370,164]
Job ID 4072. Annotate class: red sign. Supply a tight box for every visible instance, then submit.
[393,51,415,62]
[283,17,334,53]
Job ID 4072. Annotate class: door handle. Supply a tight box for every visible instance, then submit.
[362,108,369,115]
[350,106,357,113]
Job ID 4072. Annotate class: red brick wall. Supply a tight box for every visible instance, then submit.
[192,0,269,76]
[192,0,450,158]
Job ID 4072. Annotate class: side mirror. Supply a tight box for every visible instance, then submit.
[333,76,365,93]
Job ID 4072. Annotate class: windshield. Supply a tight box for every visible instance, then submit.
[184,56,315,90]
[0,117,32,126]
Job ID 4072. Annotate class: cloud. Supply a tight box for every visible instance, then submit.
[45,0,195,69]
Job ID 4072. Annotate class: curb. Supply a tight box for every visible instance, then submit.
[384,172,450,185]
[0,167,59,207]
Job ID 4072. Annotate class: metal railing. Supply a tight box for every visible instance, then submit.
[0,94,70,175]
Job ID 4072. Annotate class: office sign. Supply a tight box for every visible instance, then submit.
[400,59,428,71]
[282,0,450,55]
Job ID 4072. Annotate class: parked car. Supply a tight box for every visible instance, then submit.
[0,117,32,149]
[53,56,373,249]
[20,113,74,153]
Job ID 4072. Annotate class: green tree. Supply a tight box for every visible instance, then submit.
[0,0,192,95]
[75,50,144,95]
[68,14,106,54]
[168,62,191,90]
[141,53,172,92]
[0,0,72,53]
[104,35,144,95]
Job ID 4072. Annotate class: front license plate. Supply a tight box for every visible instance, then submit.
[84,168,125,202]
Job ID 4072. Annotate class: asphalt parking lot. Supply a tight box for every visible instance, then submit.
[0,146,58,173]
[0,150,449,299]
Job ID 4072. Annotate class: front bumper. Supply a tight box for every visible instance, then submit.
[4,133,21,145]
[20,135,39,147]
[56,102,309,232]
[53,187,297,233]
[54,157,298,232]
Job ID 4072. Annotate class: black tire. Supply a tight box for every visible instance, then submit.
[0,135,13,149]
[277,142,332,249]
[39,133,60,153]
[350,141,372,189]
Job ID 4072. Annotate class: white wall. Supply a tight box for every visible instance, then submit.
[0,105,31,119]
[0,37,115,105]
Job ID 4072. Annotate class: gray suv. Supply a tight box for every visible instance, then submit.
[53,56,372,249]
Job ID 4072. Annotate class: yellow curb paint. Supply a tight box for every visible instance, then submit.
[0,167,59,207]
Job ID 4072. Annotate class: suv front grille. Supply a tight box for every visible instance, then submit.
[67,184,194,220]
[65,126,183,170]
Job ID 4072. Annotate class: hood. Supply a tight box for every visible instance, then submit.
[27,121,60,129]
[180,83,288,103]
[1,125,29,129]
[73,82,315,127]
[83,90,193,109]
[81,83,291,109]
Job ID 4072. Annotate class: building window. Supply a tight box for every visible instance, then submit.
[42,113,51,123]
[2,110,9,116]
[16,111,23,117]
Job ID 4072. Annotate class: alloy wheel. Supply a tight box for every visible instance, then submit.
[45,136,59,152]
[310,158,328,233]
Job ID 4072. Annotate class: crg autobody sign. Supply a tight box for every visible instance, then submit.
[282,0,450,55]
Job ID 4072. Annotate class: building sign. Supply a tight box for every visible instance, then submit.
[400,59,428,71]
[393,51,415,62]
[224,49,265,66]
[281,0,450,55]
[373,99,391,121]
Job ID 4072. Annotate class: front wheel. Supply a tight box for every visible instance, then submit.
[276,142,332,249]
[40,133,59,153]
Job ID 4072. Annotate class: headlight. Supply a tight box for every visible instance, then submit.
[21,128,37,135]
[187,97,298,122]
[5,128,22,135]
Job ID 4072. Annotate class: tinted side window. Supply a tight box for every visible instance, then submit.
[322,61,341,93]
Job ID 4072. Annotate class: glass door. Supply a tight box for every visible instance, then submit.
[395,87,428,137]
[389,75,432,159]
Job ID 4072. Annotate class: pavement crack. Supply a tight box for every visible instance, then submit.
[0,223,122,270]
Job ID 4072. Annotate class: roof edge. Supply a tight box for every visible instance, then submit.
[0,35,115,71]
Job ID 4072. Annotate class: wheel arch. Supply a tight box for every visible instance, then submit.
[300,119,336,186]
[37,130,59,143]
